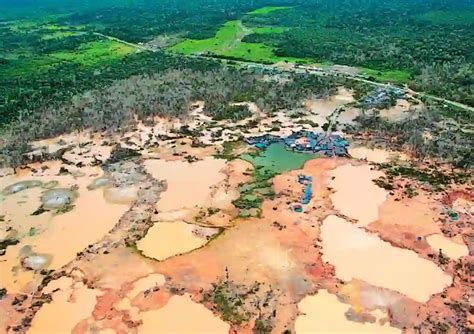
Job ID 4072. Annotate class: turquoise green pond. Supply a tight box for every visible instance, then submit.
[233,143,316,217]
[240,143,316,174]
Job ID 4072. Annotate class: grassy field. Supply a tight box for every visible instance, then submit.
[252,27,287,34]
[361,68,411,84]
[49,40,136,66]
[169,21,244,55]
[169,20,304,64]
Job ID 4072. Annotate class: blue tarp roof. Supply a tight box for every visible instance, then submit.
[245,131,349,157]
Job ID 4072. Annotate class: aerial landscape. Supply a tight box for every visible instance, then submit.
[0,0,472,333]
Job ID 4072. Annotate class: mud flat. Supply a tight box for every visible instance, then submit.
[452,197,473,214]
[349,146,391,163]
[103,185,139,205]
[137,221,217,261]
[28,277,100,334]
[144,157,226,212]
[329,164,387,226]
[349,146,409,163]
[127,274,166,299]
[34,186,128,269]
[370,193,442,238]
[304,87,354,125]
[296,290,400,333]
[337,279,423,327]
[0,164,130,293]
[31,133,112,166]
[378,99,416,122]
[138,294,230,333]
[321,215,452,302]
[337,106,363,126]
[426,234,469,259]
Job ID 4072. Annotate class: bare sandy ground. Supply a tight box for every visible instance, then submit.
[144,157,226,212]
[329,163,387,226]
[349,146,409,163]
[304,87,354,126]
[138,294,230,333]
[296,290,400,333]
[321,215,452,303]
[137,221,218,261]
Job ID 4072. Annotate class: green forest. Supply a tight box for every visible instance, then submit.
[0,0,473,126]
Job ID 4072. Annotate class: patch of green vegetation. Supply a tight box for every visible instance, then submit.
[8,19,50,32]
[361,68,411,84]
[214,140,245,160]
[211,104,252,121]
[205,280,252,325]
[221,41,277,63]
[431,100,474,123]
[3,55,60,76]
[232,166,275,214]
[252,26,287,34]
[403,184,419,198]
[105,145,141,165]
[49,40,136,66]
[2,34,136,78]
[254,316,274,333]
[54,203,75,215]
[169,20,304,64]
[0,238,19,256]
[372,177,395,191]
[31,206,48,216]
[379,163,469,187]
[248,6,291,15]
[41,30,82,40]
[28,227,38,236]
[416,11,474,26]
[295,119,319,127]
